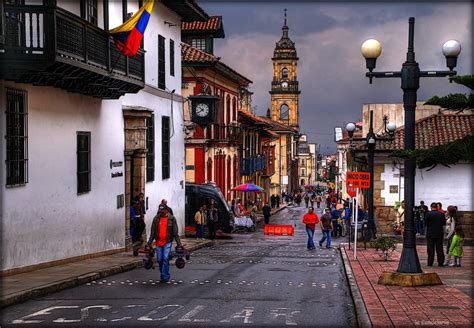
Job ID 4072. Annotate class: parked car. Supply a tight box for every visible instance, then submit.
[185,183,234,235]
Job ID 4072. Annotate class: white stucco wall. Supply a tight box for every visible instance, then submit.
[380,163,473,211]
[0,82,126,271]
[0,1,186,271]
[119,91,185,235]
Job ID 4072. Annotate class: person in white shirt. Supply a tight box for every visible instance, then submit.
[444,205,457,266]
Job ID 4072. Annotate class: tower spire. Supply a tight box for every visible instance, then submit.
[284,8,287,26]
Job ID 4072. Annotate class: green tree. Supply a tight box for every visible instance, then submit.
[391,75,474,169]
[424,75,474,113]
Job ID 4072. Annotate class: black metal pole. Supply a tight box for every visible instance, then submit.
[397,17,422,273]
[367,111,375,242]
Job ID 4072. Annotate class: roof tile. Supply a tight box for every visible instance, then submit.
[356,114,473,151]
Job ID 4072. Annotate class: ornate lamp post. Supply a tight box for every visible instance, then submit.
[346,112,396,242]
[361,17,461,275]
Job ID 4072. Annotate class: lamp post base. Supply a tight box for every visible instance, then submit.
[378,271,442,287]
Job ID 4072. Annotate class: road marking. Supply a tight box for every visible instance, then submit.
[270,308,301,326]
[137,304,183,321]
[220,307,254,324]
[178,305,211,323]
[12,306,80,324]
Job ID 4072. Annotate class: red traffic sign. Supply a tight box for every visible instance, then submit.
[346,171,371,189]
[346,184,357,197]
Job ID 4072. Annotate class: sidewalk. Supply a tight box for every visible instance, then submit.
[0,238,213,309]
[341,243,473,327]
[256,204,288,224]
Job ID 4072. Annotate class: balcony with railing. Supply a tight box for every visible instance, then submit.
[0,4,145,99]
[240,154,266,176]
[206,123,241,144]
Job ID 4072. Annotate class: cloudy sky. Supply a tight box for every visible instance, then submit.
[199,1,472,154]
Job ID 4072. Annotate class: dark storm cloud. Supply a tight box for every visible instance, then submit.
[199,2,472,154]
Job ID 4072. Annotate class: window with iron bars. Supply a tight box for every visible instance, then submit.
[146,114,155,182]
[162,116,170,179]
[77,132,91,194]
[170,39,175,77]
[158,35,166,90]
[5,88,28,186]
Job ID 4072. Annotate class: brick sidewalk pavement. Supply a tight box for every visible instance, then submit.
[342,244,473,327]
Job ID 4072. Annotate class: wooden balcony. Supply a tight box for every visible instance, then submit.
[205,123,241,144]
[240,154,266,176]
[0,4,144,99]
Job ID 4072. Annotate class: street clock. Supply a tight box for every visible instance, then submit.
[189,94,219,126]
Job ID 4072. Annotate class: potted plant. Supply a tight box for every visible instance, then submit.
[374,236,397,261]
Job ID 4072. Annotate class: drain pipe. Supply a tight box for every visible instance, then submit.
[170,89,176,138]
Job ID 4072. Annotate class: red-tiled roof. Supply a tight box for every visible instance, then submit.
[182,16,224,37]
[181,43,252,85]
[356,114,473,151]
[181,42,219,64]
[238,110,298,133]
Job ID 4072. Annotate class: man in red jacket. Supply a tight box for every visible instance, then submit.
[303,207,319,250]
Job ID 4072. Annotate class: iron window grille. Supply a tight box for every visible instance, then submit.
[170,39,175,77]
[146,114,155,182]
[77,131,91,194]
[5,88,28,187]
[161,116,170,179]
[158,34,166,90]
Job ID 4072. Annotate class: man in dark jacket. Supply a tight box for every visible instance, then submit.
[425,202,446,266]
[207,203,218,240]
[263,202,272,224]
[148,205,182,282]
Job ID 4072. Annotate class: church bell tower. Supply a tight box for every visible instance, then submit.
[270,9,300,128]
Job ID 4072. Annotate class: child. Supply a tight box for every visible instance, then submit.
[448,226,464,267]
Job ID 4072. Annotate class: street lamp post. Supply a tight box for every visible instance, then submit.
[346,112,396,242]
[361,17,461,273]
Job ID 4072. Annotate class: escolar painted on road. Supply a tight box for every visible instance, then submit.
[10,304,303,325]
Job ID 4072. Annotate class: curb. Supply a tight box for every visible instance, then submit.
[340,245,372,328]
[0,240,214,309]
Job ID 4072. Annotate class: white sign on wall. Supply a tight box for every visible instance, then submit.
[282,176,289,185]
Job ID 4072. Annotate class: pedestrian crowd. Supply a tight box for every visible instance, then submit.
[394,200,464,267]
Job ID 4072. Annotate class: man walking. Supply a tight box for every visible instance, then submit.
[276,195,281,208]
[319,208,333,248]
[207,203,218,240]
[147,205,182,283]
[263,202,272,224]
[303,207,319,250]
[270,194,276,209]
[316,195,322,209]
[160,199,174,215]
[425,202,446,267]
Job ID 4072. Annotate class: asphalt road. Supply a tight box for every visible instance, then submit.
[0,206,356,327]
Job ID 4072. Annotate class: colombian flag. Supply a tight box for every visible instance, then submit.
[109,0,154,57]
